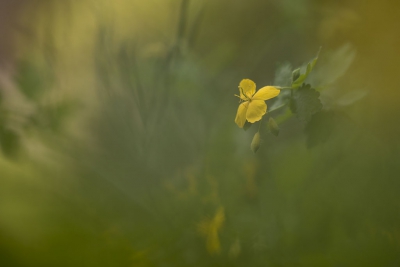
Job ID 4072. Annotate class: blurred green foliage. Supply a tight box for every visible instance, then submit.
[1,0,400,266]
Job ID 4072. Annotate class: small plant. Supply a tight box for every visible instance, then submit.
[235,49,323,152]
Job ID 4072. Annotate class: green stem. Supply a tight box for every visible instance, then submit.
[268,103,287,113]
[276,86,293,90]
[275,108,293,124]
[267,101,294,125]
[258,116,264,132]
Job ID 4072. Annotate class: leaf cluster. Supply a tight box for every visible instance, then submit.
[248,49,323,153]
[291,48,320,88]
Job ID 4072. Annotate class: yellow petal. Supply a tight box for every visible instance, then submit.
[235,101,249,128]
[246,100,267,123]
[212,207,225,229]
[239,79,256,100]
[206,229,221,254]
[252,86,280,100]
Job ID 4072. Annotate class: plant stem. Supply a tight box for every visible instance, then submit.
[276,86,293,90]
[258,116,263,132]
[268,103,287,113]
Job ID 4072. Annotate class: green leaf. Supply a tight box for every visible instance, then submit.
[250,132,261,153]
[291,49,320,89]
[336,90,367,106]
[318,44,355,85]
[274,62,293,87]
[290,84,322,123]
[304,111,336,148]
[268,117,279,137]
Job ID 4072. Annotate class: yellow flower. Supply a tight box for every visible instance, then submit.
[235,79,280,128]
[197,206,225,254]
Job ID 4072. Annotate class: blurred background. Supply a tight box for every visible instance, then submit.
[1,0,400,266]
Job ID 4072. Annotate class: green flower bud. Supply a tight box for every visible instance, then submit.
[292,68,300,82]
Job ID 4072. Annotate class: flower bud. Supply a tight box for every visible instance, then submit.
[292,68,300,82]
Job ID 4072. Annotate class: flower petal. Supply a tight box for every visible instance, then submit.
[252,86,280,100]
[239,79,256,100]
[246,100,267,123]
[235,101,249,128]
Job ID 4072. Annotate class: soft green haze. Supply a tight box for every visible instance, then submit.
[0,1,399,266]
